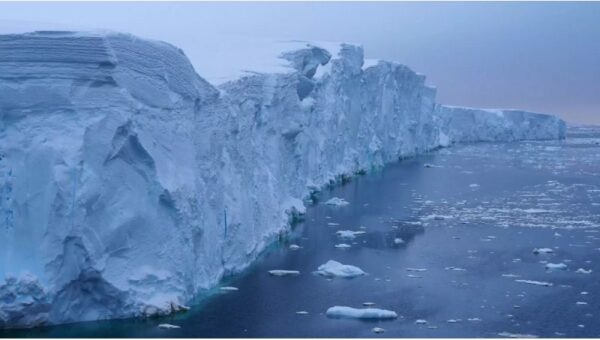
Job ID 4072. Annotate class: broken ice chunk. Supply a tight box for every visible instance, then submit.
[545,263,567,271]
[335,243,351,249]
[372,327,385,334]
[289,244,301,250]
[498,332,538,338]
[532,248,553,255]
[576,268,592,274]
[219,286,239,291]
[268,270,300,276]
[515,279,553,287]
[394,238,405,245]
[158,323,181,329]
[326,306,397,319]
[316,260,365,278]
[324,197,350,206]
[336,230,366,239]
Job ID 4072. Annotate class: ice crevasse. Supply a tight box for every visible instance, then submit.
[0,31,566,328]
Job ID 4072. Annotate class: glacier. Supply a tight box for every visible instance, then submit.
[0,31,566,329]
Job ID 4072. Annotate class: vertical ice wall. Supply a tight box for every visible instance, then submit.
[0,32,566,328]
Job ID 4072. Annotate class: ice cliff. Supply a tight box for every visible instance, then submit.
[0,31,566,328]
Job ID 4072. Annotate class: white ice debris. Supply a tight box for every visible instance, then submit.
[498,332,538,338]
[406,268,427,272]
[336,230,366,239]
[219,286,239,291]
[296,311,309,315]
[515,279,553,287]
[423,164,442,168]
[469,183,480,188]
[326,306,398,319]
[394,238,405,245]
[415,319,428,325]
[268,270,301,276]
[289,244,301,250]
[316,260,365,278]
[576,268,592,274]
[363,302,376,306]
[334,243,351,249]
[324,197,350,207]
[545,263,567,271]
[0,30,566,328]
[445,266,467,271]
[372,327,385,334]
[158,324,181,329]
[533,248,554,255]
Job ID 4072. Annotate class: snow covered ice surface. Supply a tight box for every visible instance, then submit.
[0,31,566,329]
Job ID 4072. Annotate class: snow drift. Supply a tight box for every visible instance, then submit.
[0,31,566,328]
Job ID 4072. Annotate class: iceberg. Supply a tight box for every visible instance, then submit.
[0,31,566,328]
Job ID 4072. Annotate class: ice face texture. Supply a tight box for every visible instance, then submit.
[0,32,566,328]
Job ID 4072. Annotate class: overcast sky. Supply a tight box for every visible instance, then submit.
[1,1,599,124]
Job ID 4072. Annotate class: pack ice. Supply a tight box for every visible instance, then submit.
[0,31,566,328]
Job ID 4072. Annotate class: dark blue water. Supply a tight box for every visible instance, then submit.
[3,127,600,338]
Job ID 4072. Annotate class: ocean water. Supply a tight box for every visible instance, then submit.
[3,126,600,338]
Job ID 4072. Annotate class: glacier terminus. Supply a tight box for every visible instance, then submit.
[0,31,565,329]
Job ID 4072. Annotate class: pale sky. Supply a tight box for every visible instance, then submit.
[1,1,599,124]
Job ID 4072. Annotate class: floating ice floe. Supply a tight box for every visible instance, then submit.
[415,319,428,325]
[325,306,398,319]
[289,244,301,250]
[576,301,588,305]
[498,332,538,338]
[533,248,554,255]
[515,279,553,287]
[502,274,520,278]
[327,222,340,226]
[336,230,366,239]
[545,263,567,271]
[334,243,351,249]
[296,311,309,315]
[316,260,365,278]
[363,302,376,306]
[576,268,592,274]
[447,319,462,323]
[467,317,482,322]
[469,183,480,188]
[220,286,239,291]
[406,268,427,272]
[324,197,350,207]
[372,327,385,334]
[268,270,300,276]
[423,164,442,168]
[394,238,405,245]
[158,324,181,329]
[445,266,467,272]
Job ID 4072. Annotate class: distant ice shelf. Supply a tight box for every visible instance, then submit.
[0,31,566,329]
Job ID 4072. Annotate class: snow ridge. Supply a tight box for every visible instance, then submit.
[0,31,566,328]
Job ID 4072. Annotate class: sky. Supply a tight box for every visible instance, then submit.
[1,1,599,124]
